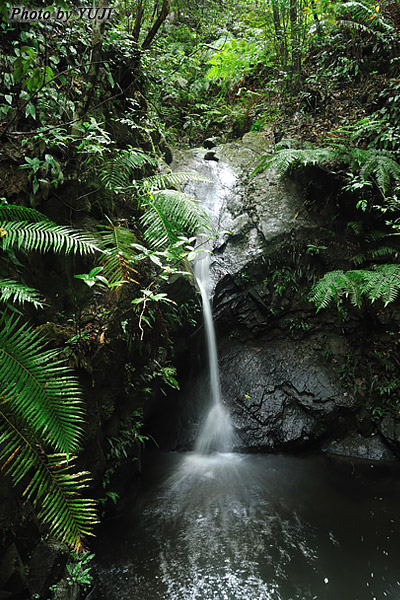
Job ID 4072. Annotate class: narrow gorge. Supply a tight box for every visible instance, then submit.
[93,134,400,600]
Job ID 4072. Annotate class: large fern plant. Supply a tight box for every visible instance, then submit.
[140,189,210,250]
[99,149,211,251]
[0,202,100,551]
[97,219,140,287]
[309,264,400,311]
[254,140,400,315]
[335,1,395,49]
[0,201,100,310]
[253,138,400,200]
[0,315,97,551]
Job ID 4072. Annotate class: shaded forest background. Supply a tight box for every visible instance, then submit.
[1,0,400,597]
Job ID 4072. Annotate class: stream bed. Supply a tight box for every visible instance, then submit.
[95,137,400,600]
[94,451,400,600]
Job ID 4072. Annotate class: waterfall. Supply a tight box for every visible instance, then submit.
[94,148,400,600]
[193,248,233,454]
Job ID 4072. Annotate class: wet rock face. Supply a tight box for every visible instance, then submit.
[322,433,396,462]
[169,133,400,461]
[219,335,359,452]
[379,415,400,454]
[172,131,318,286]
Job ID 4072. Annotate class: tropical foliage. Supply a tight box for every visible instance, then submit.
[253,139,400,200]
[0,204,100,551]
[97,149,211,269]
[0,200,100,310]
[309,265,400,311]
[1,0,400,586]
[0,316,97,551]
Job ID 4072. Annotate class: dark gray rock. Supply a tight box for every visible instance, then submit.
[204,151,219,161]
[379,415,400,453]
[203,137,220,149]
[219,335,359,451]
[0,543,29,598]
[28,539,67,598]
[322,433,396,461]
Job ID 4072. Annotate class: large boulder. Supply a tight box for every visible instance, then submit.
[219,334,359,451]
[163,134,400,461]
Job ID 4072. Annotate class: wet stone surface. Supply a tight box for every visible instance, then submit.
[219,335,359,452]
[167,133,400,461]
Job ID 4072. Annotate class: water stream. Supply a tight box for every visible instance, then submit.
[94,154,400,600]
[193,246,233,455]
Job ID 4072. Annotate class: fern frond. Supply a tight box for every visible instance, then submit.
[338,19,380,35]
[0,314,84,453]
[334,117,386,145]
[310,264,400,310]
[0,221,101,255]
[98,222,140,286]
[361,264,400,306]
[0,204,51,222]
[99,149,157,190]
[337,1,393,33]
[309,269,364,310]
[359,150,400,194]
[253,145,338,176]
[141,190,211,249]
[352,246,398,265]
[253,141,400,198]
[0,414,97,551]
[0,278,46,308]
[142,171,212,190]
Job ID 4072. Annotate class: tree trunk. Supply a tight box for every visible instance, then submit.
[272,1,288,69]
[290,0,301,92]
[133,0,144,43]
[71,0,106,135]
[141,0,171,50]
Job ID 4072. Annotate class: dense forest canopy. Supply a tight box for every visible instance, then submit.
[1,0,400,595]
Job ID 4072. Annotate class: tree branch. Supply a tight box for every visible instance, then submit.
[141,0,171,50]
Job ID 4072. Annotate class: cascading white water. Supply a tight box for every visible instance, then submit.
[94,150,400,600]
[193,251,233,454]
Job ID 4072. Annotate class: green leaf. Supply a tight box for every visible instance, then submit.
[99,149,157,190]
[141,190,210,250]
[0,314,84,453]
[25,102,36,120]
[0,278,46,309]
[0,221,101,255]
[97,221,140,287]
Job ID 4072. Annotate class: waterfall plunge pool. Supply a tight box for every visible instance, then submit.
[94,451,400,600]
[95,143,400,599]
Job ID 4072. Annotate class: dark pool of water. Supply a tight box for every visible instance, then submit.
[94,451,400,600]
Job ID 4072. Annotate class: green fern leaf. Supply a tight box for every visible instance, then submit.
[0,278,46,308]
[361,264,400,306]
[98,221,140,286]
[359,150,400,194]
[141,190,210,250]
[0,415,97,551]
[337,1,393,33]
[0,204,51,222]
[99,149,157,190]
[253,145,338,176]
[352,246,398,265]
[310,264,400,311]
[0,221,101,255]
[142,172,213,190]
[0,314,85,453]
[309,269,364,310]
